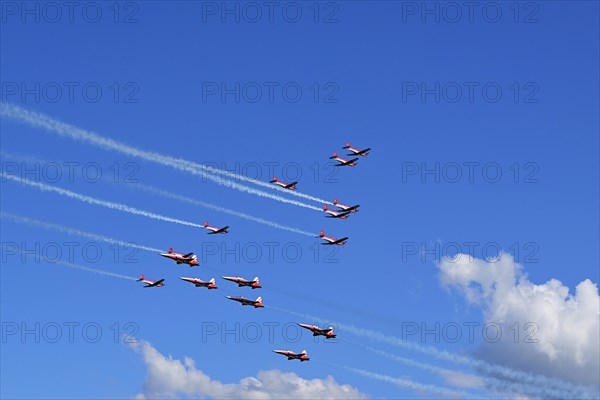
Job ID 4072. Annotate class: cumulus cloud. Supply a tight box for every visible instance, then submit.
[437,253,600,389]
[129,340,368,399]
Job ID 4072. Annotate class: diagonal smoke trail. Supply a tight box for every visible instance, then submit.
[270,307,598,400]
[1,173,202,229]
[15,252,137,281]
[359,344,574,400]
[51,259,137,281]
[0,103,326,210]
[322,361,470,399]
[0,151,316,237]
[1,212,164,253]
[133,184,315,237]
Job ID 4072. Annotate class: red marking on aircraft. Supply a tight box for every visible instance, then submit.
[137,274,165,288]
[343,143,371,156]
[323,204,351,219]
[329,152,358,167]
[179,277,217,289]
[270,176,297,190]
[318,230,348,246]
[221,276,261,289]
[160,247,199,266]
[272,349,310,362]
[333,198,360,213]
[226,295,264,308]
[298,323,336,338]
[204,221,229,234]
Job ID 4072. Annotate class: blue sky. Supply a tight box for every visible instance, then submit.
[1,2,599,399]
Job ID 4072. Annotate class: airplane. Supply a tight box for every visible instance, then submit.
[225,295,264,308]
[179,277,217,289]
[160,247,199,267]
[333,198,360,213]
[317,230,348,246]
[272,349,310,362]
[204,221,229,235]
[137,274,165,288]
[343,143,371,156]
[270,176,297,190]
[323,204,351,219]
[221,276,262,289]
[298,323,336,339]
[329,152,358,167]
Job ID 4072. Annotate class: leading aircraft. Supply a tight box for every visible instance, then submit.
[270,176,297,190]
[225,295,264,308]
[318,230,348,246]
[323,204,351,219]
[333,198,360,213]
[272,349,310,362]
[204,221,229,235]
[343,143,371,156]
[298,323,336,339]
[221,276,261,289]
[329,152,358,167]
[160,247,199,267]
[179,277,217,289]
[137,274,165,288]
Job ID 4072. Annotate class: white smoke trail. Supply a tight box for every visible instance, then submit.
[270,307,598,400]
[133,184,315,237]
[362,345,574,400]
[324,362,470,399]
[0,103,326,210]
[17,252,136,281]
[52,259,137,281]
[1,173,202,229]
[1,151,316,237]
[1,212,164,253]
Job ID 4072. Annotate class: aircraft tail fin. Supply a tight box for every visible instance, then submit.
[204,221,208,227]
[323,204,328,211]
[319,230,325,237]
[138,274,144,281]
[333,198,339,205]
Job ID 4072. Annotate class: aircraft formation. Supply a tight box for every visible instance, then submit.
[137,142,371,361]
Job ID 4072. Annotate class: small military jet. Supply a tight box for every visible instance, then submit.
[333,198,360,213]
[272,349,310,362]
[226,295,264,308]
[298,323,336,339]
[323,204,351,219]
[160,247,199,267]
[221,276,261,289]
[204,221,229,235]
[179,277,217,289]
[318,230,348,246]
[329,152,358,167]
[343,143,371,157]
[137,274,165,288]
[270,176,297,190]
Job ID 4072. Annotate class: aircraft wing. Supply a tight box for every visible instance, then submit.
[337,158,359,166]
[146,279,165,287]
[333,237,348,244]
[183,252,194,258]
[285,182,298,188]
[215,226,229,233]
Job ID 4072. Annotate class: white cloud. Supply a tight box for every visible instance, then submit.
[129,340,368,400]
[437,253,600,389]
